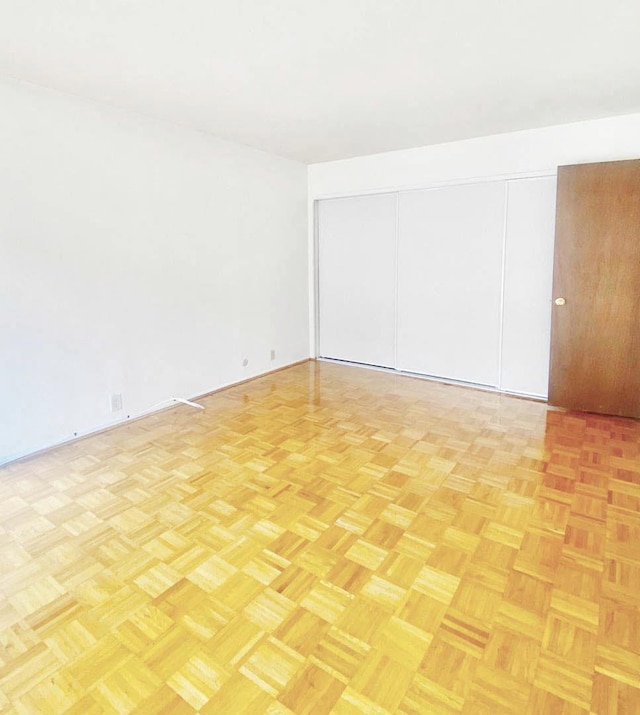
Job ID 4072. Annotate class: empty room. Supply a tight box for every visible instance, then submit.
[1,1,640,713]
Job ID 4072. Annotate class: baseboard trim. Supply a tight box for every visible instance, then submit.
[317,357,548,403]
[1,358,312,468]
[195,358,311,400]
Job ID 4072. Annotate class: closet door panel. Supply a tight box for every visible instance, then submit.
[397,182,505,386]
[501,177,557,397]
[318,194,397,367]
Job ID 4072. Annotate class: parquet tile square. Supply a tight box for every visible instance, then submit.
[602,556,640,604]
[243,587,297,632]
[377,551,423,589]
[393,531,436,561]
[137,685,195,715]
[427,543,471,578]
[503,570,552,615]
[542,613,598,671]
[412,564,461,603]
[242,548,290,586]
[316,525,358,557]
[514,531,564,582]
[332,686,391,714]
[279,661,345,714]
[239,636,305,697]
[534,650,597,709]
[16,671,87,715]
[548,589,599,634]
[463,663,531,714]
[492,604,547,648]
[270,564,317,602]
[205,615,264,667]
[592,672,640,714]
[115,606,172,651]
[299,579,352,624]
[372,615,433,669]
[599,598,640,655]
[419,636,480,698]
[0,621,40,663]
[337,597,390,643]
[185,554,236,593]
[470,536,517,571]
[351,650,415,711]
[200,671,272,715]
[554,555,602,599]
[0,361,639,713]
[344,538,388,570]
[450,576,503,621]
[0,642,59,701]
[525,685,590,715]
[481,519,524,549]
[359,574,407,611]
[325,558,371,596]
[438,609,490,657]
[396,589,448,634]
[399,671,465,714]
[310,627,370,683]
[92,656,161,713]
[273,607,331,657]
[595,643,640,687]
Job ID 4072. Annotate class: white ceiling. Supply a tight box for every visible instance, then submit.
[1,1,640,164]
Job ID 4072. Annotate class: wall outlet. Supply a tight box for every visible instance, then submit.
[110,393,123,412]
[270,349,276,361]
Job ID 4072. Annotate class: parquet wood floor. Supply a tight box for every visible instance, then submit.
[1,360,639,714]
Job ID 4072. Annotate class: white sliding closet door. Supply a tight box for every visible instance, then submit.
[397,182,505,386]
[318,194,397,367]
[500,176,557,397]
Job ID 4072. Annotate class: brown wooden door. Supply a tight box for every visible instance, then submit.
[548,159,640,418]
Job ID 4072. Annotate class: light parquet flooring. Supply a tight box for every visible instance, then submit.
[1,360,640,714]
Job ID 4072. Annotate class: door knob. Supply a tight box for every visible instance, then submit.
[555,297,566,306]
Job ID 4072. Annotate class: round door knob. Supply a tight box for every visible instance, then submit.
[555,297,566,306]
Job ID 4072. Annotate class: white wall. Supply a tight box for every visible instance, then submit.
[0,78,309,464]
[308,113,640,352]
